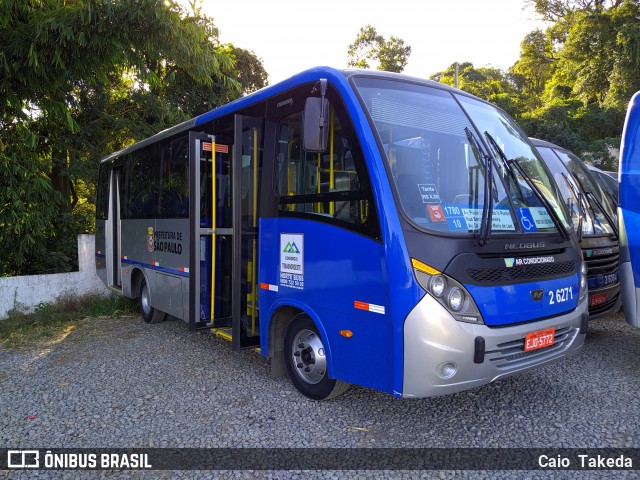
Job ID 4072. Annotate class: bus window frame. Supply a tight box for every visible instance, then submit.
[270,83,381,241]
[349,73,569,240]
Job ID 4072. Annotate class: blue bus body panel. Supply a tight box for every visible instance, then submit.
[251,68,424,397]
[465,275,579,326]
[258,218,395,393]
[619,91,640,326]
[195,68,352,128]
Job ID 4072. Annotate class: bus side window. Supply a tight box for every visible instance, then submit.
[275,96,377,237]
[158,136,189,218]
[96,163,110,220]
[123,146,160,219]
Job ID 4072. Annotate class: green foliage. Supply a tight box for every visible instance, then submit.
[160,44,268,117]
[548,8,617,106]
[347,24,411,73]
[527,0,626,22]
[605,1,640,110]
[0,126,58,276]
[527,1,637,165]
[430,63,526,118]
[510,30,555,112]
[432,1,639,170]
[0,0,267,276]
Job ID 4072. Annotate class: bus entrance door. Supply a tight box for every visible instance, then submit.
[230,115,263,350]
[188,116,262,350]
[188,132,233,334]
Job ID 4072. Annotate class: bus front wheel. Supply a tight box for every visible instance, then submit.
[139,277,166,324]
[283,314,350,400]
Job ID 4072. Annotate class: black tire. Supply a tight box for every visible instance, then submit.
[283,314,350,400]
[139,277,166,324]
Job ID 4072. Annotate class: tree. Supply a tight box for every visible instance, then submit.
[160,45,268,118]
[510,30,555,112]
[526,0,626,22]
[431,63,525,118]
[0,0,246,275]
[512,0,640,169]
[547,8,618,107]
[603,1,640,110]
[347,24,411,73]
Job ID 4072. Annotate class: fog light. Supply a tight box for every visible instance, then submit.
[448,287,464,311]
[438,362,457,379]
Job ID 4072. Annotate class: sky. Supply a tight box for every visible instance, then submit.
[196,0,548,85]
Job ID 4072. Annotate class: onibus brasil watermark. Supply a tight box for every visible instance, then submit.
[7,450,151,469]
[3,448,638,470]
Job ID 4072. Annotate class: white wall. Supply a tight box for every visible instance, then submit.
[0,234,111,319]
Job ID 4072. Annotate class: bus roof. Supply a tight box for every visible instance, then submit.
[99,66,472,164]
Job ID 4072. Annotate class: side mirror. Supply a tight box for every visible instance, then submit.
[303,97,329,152]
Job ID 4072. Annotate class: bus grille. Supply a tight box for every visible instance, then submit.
[467,261,576,283]
[583,248,619,276]
[486,326,576,369]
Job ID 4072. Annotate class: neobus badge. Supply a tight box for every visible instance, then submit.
[504,241,546,250]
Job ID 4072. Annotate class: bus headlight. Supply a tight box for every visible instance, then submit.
[430,275,447,297]
[579,261,588,302]
[411,258,484,325]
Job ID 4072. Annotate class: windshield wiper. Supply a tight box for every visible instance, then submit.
[561,172,585,242]
[484,132,571,242]
[571,175,619,239]
[465,127,493,246]
[604,189,618,212]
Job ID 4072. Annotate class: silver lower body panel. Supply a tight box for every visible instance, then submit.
[402,294,587,398]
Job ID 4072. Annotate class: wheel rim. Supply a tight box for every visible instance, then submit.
[141,283,152,316]
[291,328,327,385]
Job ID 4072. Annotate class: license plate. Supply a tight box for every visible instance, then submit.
[524,327,555,352]
[590,293,608,306]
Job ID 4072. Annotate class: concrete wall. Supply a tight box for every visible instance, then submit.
[0,234,111,319]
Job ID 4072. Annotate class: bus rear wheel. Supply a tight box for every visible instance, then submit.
[139,277,166,324]
[283,314,350,400]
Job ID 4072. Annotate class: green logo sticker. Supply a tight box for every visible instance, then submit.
[283,242,300,254]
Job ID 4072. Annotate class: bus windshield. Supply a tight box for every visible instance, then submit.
[555,149,616,235]
[353,77,570,236]
[534,146,583,235]
[536,145,616,236]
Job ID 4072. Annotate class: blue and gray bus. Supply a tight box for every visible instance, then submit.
[530,138,620,318]
[96,67,588,400]
[619,91,640,327]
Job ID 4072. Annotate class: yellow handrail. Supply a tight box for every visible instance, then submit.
[211,141,216,320]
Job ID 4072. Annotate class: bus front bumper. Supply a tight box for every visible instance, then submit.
[402,293,588,398]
